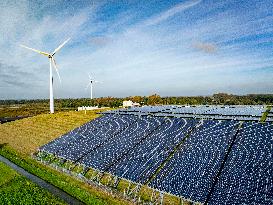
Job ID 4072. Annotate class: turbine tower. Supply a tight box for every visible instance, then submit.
[20,38,70,114]
[86,74,100,99]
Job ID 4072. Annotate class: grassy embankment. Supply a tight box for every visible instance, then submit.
[0,110,133,205]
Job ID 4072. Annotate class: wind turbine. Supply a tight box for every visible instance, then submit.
[86,74,100,99]
[20,38,70,114]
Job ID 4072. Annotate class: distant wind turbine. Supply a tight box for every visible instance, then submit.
[20,38,70,114]
[86,74,101,99]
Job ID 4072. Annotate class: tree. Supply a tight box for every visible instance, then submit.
[147,94,162,105]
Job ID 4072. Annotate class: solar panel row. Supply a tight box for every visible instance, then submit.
[208,122,273,204]
[57,115,137,161]
[79,116,164,171]
[108,118,198,183]
[103,105,265,121]
[149,120,240,203]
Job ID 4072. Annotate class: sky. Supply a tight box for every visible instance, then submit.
[1,0,273,99]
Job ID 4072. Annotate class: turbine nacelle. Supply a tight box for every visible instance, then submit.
[86,73,102,100]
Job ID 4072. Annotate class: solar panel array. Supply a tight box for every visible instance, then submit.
[103,105,265,121]
[39,106,273,205]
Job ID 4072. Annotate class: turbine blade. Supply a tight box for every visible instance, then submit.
[52,57,61,83]
[88,73,92,80]
[52,38,70,56]
[20,44,50,57]
[85,82,91,90]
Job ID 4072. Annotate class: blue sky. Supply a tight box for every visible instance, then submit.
[1,0,273,99]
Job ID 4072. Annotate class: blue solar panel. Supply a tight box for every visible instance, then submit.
[39,114,115,153]
[56,115,136,161]
[79,116,164,170]
[108,118,198,183]
[149,120,240,203]
[208,122,273,205]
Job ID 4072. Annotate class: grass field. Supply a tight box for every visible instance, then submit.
[0,161,66,204]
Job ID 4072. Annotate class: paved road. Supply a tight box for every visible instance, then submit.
[0,155,84,205]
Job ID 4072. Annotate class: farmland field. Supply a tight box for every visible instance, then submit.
[0,161,65,204]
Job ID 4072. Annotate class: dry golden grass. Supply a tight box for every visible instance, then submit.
[0,110,101,155]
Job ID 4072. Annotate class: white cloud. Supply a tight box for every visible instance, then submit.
[1,0,273,99]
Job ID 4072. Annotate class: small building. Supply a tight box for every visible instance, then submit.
[77,106,99,111]
[123,100,140,108]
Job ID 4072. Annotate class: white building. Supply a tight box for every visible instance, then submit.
[123,100,140,108]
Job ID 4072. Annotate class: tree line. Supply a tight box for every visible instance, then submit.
[1,93,273,108]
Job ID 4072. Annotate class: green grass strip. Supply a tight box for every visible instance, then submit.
[0,161,66,205]
[260,106,271,122]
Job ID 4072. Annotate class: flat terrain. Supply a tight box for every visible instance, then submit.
[0,103,74,118]
[0,161,65,204]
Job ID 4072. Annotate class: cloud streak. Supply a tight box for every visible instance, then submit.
[193,42,217,53]
[144,0,202,26]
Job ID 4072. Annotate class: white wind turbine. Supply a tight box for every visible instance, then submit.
[20,38,70,114]
[86,74,101,99]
